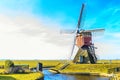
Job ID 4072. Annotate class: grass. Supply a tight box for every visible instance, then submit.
[97,60,120,64]
[0,72,43,80]
[50,60,120,75]
[109,73,120,80]
[60,63,120,73]
[0,68,44,80]
[0,76,16,80]
[0,60,120,68]
[11,60,63,68]
[0,60,46,80]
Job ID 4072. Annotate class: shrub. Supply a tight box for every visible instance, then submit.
[5,60,14,69]
[4,60,14,73]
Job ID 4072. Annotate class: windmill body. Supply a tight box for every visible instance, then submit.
[76,32,92,47]
[73,31,97,64]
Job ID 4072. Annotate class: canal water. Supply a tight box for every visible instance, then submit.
[43,69,110,80]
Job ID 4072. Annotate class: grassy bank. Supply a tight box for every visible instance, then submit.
[0,72,43,80]
[51,63,120,76]
[0,68,44,80]
[109,73,120,80]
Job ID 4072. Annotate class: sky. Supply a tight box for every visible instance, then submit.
[0,0,120,60]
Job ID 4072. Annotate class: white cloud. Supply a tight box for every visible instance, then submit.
[93,32,120,59]
[0,12,75,60]
[95,42,120,59]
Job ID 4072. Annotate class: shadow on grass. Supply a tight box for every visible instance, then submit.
[0,76,16,80]
[12,72,30,74]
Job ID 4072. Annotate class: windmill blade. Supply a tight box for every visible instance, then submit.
[68,3,85,60]
[68,35,76,60]
[60,3,85,35]
[85,29,105,37]
[84,29,105,33]
[77,3,85,29]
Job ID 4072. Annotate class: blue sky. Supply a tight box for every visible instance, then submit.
[0,0,120,60]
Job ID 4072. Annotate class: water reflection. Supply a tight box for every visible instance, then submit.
[43,69,109,80]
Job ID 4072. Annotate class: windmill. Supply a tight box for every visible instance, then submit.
[64,3,105,64]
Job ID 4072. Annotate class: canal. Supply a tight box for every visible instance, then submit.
[43,69,110,80]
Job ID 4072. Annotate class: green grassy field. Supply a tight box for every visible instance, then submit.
[0,60,120,68]
[97,60,120,64]
[11,60,63,68]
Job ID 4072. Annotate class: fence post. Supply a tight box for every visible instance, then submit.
[37,63,43,71]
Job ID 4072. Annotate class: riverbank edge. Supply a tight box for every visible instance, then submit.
[49,69,113,77]
[49,63,120,79]
[39,77,44,80]
[37,71,44,80]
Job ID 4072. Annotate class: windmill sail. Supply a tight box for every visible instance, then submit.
[69,3,85,60]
